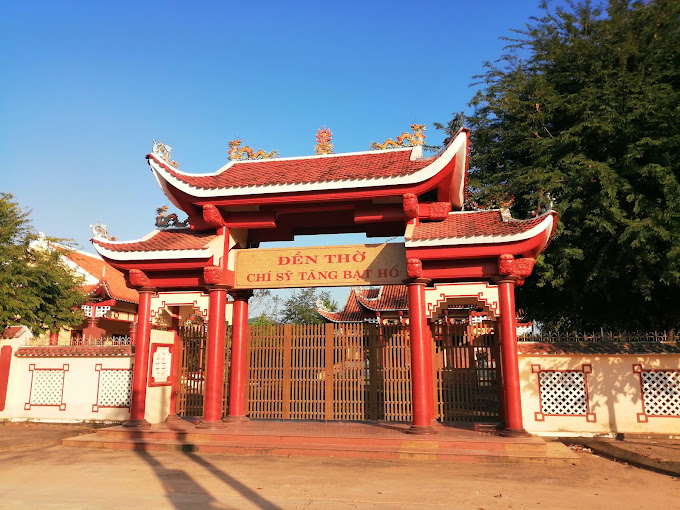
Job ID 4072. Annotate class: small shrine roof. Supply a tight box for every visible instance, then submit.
[355,285,408,312]
[406,210,557,246]
[317,288,367,323]
[92,229,219,260]
[66,251,138,304]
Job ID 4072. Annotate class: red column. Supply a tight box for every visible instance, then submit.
[226,290,251,422]
[129,322,137,346]
[406,280,436,434]
[124,289,153,428]
[199,287,228,428]
[166,307,181,422]
[497,279,529,437]
[49,329,59,346]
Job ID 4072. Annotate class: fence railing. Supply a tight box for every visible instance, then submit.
[517,331,671,343]
[25,335,133,347]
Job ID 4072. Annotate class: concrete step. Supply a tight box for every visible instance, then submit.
[94,427,547,453]
[63,434,577,465]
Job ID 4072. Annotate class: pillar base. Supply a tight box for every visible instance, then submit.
[164,414,182,423]
[405,424,437,435]
[196,420,228,430]
[223,415,250,424]
[122,419,151,429]
[498,428,532,438]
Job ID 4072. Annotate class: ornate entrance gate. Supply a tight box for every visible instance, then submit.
[245,322,499,423]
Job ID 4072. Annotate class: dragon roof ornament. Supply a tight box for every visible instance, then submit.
[155,206,189,229]
[228,139,279,161]
[371,124,426,150]
[315,126,334,155]
[152,139,179,168]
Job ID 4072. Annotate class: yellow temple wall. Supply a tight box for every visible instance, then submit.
[519,353,680,437]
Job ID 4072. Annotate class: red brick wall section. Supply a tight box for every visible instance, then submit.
[0,346,13,411]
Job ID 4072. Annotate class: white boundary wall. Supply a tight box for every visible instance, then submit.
[0,330,173,424]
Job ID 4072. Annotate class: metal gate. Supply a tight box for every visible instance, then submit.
[177,325,207,418]
[433,321,500,423]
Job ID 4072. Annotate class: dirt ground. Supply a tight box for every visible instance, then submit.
[0,439,678,509]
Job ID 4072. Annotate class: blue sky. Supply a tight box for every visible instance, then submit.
[1,1,556,306]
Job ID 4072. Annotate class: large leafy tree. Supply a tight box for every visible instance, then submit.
[461,0,680,330]
[0,193,86,335]
[279,288,338,325]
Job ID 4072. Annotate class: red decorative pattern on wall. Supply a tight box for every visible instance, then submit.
[533,364,595,422]
[633,364,680,422]
[25,364,69,411]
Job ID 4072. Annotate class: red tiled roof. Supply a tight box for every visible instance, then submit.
[1,326,27,339]
[153,149,432,190]
[92,229,218,253]
[408,210,549,241]
[15,346,134,357]
[356,285,408,311]
[517,342,680,355]
[66,251,138,303]
[317,289,367,323]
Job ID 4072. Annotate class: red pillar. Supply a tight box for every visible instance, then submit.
[124,289,154,428]
[49,329,59,346]
[407,280,436,434]
[497,279,529,437]
[166,307,181,422]
[226,290,251,422]
[129,321,137,346]
[199,287,228,428]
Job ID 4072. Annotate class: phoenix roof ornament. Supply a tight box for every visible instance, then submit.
[152,139,180,168]
[90,222,117,241]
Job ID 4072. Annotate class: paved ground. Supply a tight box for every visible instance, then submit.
[1,422,679,509]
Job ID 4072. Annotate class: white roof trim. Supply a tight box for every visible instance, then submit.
[149,131,467,198]
[93,244,213,261]
[405,214,554,247]
[92,230,213,261]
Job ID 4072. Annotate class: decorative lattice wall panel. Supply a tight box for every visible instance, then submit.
[633,365,680,422]
[93,365,133,412]
[533,364,596,422]
[25,364,68,411]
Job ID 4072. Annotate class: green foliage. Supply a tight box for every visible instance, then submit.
[460,0,680,330]
[0,193,86,335]
[279,288,338,325]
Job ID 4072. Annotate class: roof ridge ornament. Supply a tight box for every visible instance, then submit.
[152,139,180,168]
[371,124,426,150]
[155,206,189,229]
[315,126,334,155]
[228,139,279,161]
[90,222,117,241]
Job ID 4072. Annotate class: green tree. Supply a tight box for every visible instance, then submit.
[458,0,680,330]
[0,193,86,335]
[279,288,338,324]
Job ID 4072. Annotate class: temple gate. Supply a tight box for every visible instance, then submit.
[92,127,557,436]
